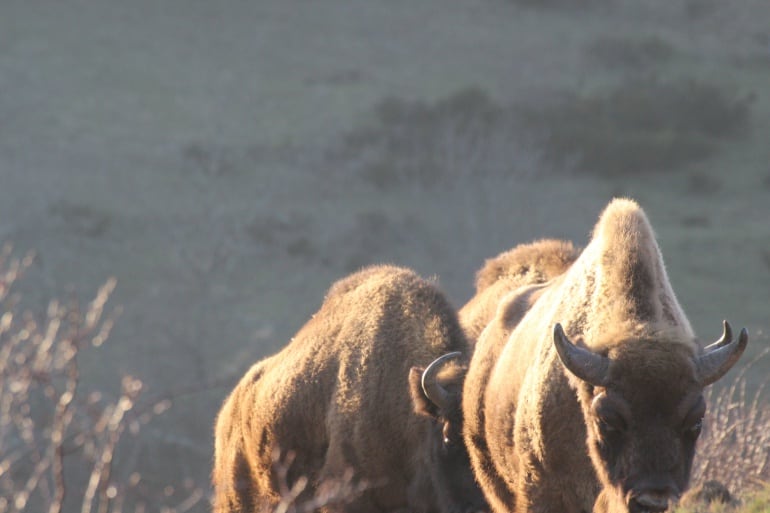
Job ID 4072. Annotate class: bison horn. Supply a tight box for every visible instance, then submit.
[696,321,749,386]
[422,352,462,411]
[553,323,610,387]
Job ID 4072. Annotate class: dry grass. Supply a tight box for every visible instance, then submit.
[692,350,770,495]
[678,350,770,512]
[0,246,205,513]
[675,485,770,513]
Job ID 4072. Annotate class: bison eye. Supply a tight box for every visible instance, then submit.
[591,393,629,438]
[596,414,626,436]
[597,418,616,435]
[685,417,703,438]
[682,396,706,439]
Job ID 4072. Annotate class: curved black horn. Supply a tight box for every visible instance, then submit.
[422,351,462,411]
[696,321,749,386]
[553,323,610,387]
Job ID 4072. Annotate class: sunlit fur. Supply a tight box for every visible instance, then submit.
[462,199,742,513]
[459,239,580,345]
[213,265,485,513]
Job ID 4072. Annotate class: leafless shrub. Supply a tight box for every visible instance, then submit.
[0,245,205,513]
[692,349,770,494]
[265,449,375,513]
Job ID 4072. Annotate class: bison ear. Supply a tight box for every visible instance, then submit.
[409,366,439,419]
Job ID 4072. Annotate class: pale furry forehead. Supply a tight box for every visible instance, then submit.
[591,198,652,239]
[587,321,697,353]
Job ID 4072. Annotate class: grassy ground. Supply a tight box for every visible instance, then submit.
[675,485,770,513]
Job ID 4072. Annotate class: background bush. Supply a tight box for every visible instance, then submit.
[0,248,204,513]
[516,78,753,176]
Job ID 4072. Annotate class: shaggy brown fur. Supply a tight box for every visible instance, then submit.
[462,199,747,513]
[212,265,486,513]
[459,239,580,345]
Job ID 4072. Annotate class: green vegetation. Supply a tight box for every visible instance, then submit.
[517,78,753,176]
[506,0,611,9]
[331,76,754,186]
[674,485,770,513]
[331,88,513,189]
[48,201,113,239]
[585,35,675,70]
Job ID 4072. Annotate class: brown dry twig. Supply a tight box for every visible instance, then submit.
[268,448,377,513]
[0,247,206,513]
[692,347,770,494]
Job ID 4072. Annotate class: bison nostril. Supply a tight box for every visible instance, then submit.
[630,493,670,513]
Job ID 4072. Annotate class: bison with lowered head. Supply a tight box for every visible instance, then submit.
[213,264,487,513]
[458,238,580,345]
[462,199,748,513]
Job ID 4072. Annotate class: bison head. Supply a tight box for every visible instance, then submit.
[553,321,747,513]
[409,352,488,513]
